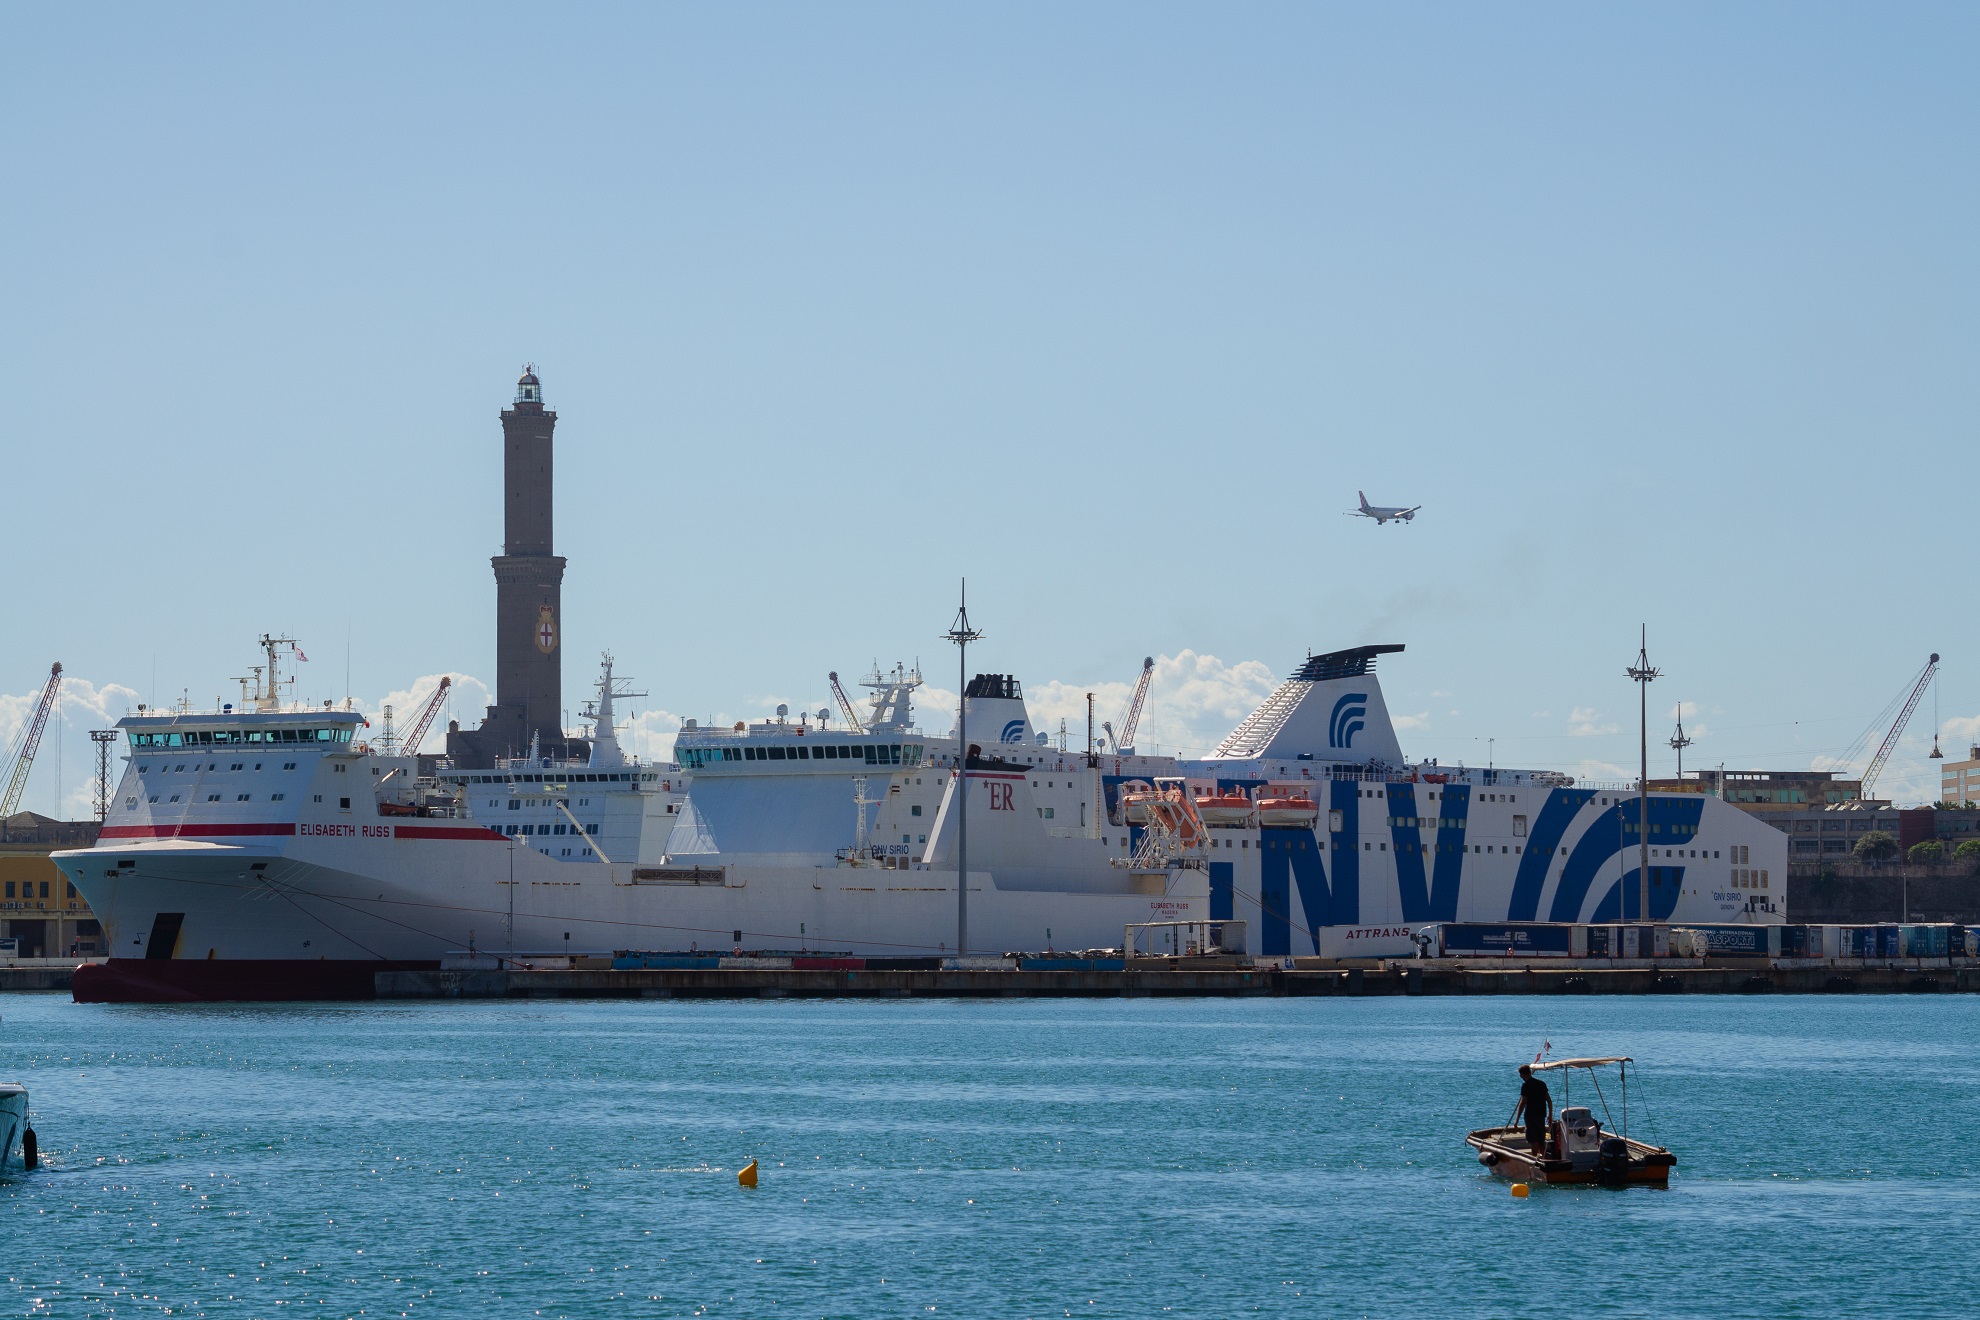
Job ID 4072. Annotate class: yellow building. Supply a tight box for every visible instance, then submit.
[1942,747,1980,807]
[0,813,102,958]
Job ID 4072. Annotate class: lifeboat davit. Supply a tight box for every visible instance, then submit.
[1194,793,1254,826]
[1256,793,1320,829]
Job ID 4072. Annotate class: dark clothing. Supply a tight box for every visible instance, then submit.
[1517,1076,1551,1151]
[1519,1076,1551,1117]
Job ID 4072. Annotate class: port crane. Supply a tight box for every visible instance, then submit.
[394,676,453,758]
[1102,656,1155,754]
[828,671,865,733]
[1,662,63,818]
[1859,654,1939,799]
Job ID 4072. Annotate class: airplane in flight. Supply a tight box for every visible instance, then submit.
[1349,491,1421,525]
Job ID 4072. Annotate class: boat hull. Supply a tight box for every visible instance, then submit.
[0,1085,25,1174]
[55,837,1203,1001]
[1466,1126,1674,1186]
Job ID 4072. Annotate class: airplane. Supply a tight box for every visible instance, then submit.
[1349,491,1420,525]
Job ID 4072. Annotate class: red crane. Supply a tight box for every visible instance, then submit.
[395,676,452,758]
[2,662,63,817]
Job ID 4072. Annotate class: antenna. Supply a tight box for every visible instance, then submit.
[1668,709,1693,779]
[1626,628,1660,924]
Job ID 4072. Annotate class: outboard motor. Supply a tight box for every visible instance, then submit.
[1596,1136,1631,1185]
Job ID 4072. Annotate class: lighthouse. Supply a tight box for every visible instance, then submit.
[447,367,580,767]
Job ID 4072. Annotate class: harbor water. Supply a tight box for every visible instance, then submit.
[3,993,1976,1317]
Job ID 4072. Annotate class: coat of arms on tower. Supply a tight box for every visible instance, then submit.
[535,603,558,655]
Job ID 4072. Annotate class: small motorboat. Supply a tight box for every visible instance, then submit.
[0,1082,33,1174]
[1466,1057,1674,1187]
[1256,793,1319,828]
[1193,792,1254,826]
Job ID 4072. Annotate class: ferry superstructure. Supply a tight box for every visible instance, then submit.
[54,639,1785,1000]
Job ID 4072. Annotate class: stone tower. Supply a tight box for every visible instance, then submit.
[447,367,579,767]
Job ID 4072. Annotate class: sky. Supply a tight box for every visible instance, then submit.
[3,3,1975,819]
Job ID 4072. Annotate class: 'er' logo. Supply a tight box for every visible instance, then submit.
[1329,692,1368,749]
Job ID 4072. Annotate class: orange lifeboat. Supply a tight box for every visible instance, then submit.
[1257,792,1320,829]
[1194,792,1253,826]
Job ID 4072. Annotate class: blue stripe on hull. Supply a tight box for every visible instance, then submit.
[1209,861,1234,922]
[1508,788,1595,921]
[1549,796,1705,923]
[1590,866,1685,922]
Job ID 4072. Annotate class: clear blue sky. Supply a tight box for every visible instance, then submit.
[3,3,1974,816]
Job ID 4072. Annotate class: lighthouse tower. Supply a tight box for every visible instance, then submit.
[447,367,580,767]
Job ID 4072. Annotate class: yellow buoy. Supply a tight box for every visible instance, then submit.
[1511,1182,1530,1198]
[738,1160,759,1188]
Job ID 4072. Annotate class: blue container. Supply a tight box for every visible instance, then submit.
[1436,924,1577,956]
[611,954,721,970]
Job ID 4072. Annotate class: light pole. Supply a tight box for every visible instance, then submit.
[1627,628,1660,925]
[944,583,982,956]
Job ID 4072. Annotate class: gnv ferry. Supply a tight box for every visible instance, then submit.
[54,641,1783,1000]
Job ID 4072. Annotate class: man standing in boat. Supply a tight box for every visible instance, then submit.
[1514,1064,1553,1156]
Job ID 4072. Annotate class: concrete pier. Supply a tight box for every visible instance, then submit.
[374,961,1980,1000]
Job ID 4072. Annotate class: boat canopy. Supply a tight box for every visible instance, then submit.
[1530,1057,1631,1071]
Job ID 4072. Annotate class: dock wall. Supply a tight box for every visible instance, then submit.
[374,962,1980,1000]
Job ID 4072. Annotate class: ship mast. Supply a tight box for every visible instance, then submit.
[944,584,981,957]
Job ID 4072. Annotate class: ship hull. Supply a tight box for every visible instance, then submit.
[55,836,1204,999]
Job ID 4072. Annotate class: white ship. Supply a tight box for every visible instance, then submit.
[54,636,1785,1000]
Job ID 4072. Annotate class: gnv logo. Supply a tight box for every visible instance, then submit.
[1329,692,1368,749]
[1000,719,1026,743]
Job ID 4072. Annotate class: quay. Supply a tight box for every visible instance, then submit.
[374,959,1980,1000]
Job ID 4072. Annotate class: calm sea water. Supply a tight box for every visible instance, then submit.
[3,991,1976,1318]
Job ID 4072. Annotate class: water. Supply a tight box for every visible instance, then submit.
[3,992,1976,1318]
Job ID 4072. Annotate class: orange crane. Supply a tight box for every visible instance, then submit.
[394,676,453,758]
[2,662,63,817]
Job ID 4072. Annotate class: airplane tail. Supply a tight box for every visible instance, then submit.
[1358,491,1369,511]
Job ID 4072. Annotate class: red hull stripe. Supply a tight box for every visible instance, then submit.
[96,822,508,842]
[73,958,438,1003]
[99,823,297,839]
[394,825,509,841]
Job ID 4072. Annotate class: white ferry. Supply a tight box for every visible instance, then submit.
[53,639,1784,1000]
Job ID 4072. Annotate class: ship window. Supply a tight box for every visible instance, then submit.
[339,797,350,809]
[508,800,520,810]
[911,804,922,816]
[147,795,158,804]
[237,794,251,801]
[313,794,322,803]
[272,793,285,801]
[206,794,221,802]
[796,746,809,760]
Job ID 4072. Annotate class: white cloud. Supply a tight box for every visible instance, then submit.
[1430,690,1452,698]
[1530,710,1551,720]
[1568,758,1633,784]
[1569,706,1618,737]
[1393,711,1431,731]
